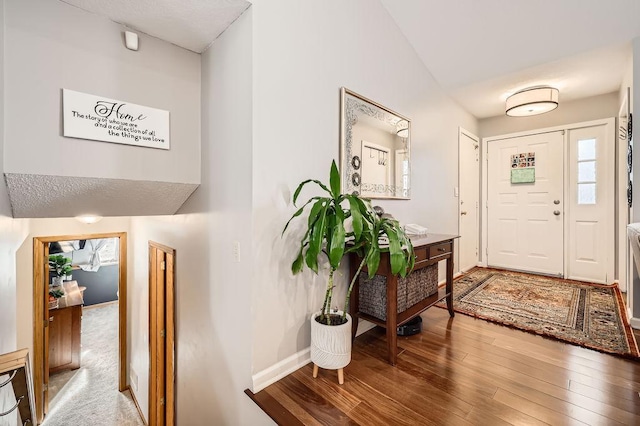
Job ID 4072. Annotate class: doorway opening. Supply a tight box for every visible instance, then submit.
[32,232,128,423]
[148,241,176,426]
[458,128,480,273]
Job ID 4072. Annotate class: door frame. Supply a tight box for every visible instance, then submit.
[481,118,615,281]
[148,241,176,426]
[32,232,128,423]
[458,127,480,272]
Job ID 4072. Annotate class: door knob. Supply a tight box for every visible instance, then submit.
[554,200,560,205]
[461,211,467,215]
[553,210,561,216]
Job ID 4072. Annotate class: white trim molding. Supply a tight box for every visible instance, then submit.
[251,348,311,394]
[251,320,377,393]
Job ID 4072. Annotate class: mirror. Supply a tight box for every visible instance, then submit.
[340,87,411,199]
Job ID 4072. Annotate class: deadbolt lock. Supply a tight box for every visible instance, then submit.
[553,200,560,205]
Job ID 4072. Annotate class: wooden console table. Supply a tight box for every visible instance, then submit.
[48,301,82,374]
[348,234,458,365]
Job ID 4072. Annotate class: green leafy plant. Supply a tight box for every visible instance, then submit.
[49,288,64,299]
[283,160,415,325]
[48,254,72,278]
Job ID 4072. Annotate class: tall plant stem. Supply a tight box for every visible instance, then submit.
[342,254,367,321]
[320,269,335,324]
[326,269,335,323]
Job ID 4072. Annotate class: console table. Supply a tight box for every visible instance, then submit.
[48,303,81,373]
[348,234,458,365]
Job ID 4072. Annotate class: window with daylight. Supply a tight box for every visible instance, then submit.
[577,138,596,204]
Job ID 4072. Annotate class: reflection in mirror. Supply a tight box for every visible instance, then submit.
[340,88,411,199]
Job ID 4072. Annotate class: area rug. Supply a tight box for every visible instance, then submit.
[439,268,639,358]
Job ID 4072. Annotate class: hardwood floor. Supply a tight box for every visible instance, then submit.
[246,307,640,425]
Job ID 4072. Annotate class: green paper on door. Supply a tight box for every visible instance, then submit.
[511,168,535,183]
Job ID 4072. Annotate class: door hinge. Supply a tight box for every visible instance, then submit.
[161,261,166,271]
[44,320,49,328]
[160,397,165,406]
[160,329,166,338]
[43,383,48,392]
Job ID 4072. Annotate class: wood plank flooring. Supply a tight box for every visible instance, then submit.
[246,307,640,425]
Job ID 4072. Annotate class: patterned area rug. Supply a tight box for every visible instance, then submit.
[441,268,639,358]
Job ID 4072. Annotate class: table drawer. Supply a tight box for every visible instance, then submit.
[414,247,428,263]
[429,242,452,258]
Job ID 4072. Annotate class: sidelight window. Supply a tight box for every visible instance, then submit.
[577,138,596,204]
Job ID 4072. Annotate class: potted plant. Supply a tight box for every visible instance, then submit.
[283,160,414,383]
[48,254,72,287]
[48,288,64,309]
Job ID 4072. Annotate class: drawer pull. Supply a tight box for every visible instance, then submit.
[438,248,446,252]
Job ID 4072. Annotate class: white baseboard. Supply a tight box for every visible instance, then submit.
[252,348,311,394]
[251,318,378,393]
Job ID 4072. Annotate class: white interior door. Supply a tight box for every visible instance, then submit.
[487,131,564,276]
[459,129,479,272]
[567,123,614,283]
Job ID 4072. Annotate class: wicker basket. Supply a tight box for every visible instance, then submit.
[358,263,438,321]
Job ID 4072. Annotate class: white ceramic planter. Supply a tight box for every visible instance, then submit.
[310,311,352,370]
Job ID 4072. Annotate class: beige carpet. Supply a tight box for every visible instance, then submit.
[44,303,143,425]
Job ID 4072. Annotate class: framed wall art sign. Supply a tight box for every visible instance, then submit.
[62,89,170,150]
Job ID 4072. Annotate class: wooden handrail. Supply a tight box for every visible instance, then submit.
[0,349,35,425]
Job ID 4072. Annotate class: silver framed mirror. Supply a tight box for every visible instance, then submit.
[339,87,411,199]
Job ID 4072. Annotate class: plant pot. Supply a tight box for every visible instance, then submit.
[51,276,64,287]
[310,311,352,370]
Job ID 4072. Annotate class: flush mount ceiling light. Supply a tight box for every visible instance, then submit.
[75,215,103,224]
[505,86,559,117]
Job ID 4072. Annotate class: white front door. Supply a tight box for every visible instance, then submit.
[487,131,564,276]
[459,129,479,272]
[567,123,614,283]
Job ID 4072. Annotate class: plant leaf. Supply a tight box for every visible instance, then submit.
[328,221,346,268]
[293,179,332,205]
[386,228,404,275]
[329,160,341,199]
[346,196,363,240]
[292,248,305,274]
[282,196,322,235]
[367,243,380,278]
[307,198,327,228]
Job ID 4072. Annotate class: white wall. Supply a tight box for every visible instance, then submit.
[0,1,30,417]
[3,0,201,184]
[479,92,620,138]
[618,58,633,293]
[631,37,640,319]
[128,9,269,425]
[249,0,477,375]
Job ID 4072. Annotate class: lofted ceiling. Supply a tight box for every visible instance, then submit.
[59,0,250,53]
[380,0,640,118]
[59,0,640,118]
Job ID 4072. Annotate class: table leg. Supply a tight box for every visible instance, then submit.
[386,275,398,365]
[446,255,455,317]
